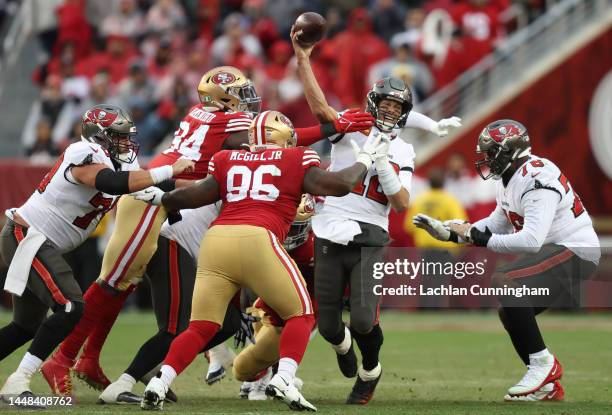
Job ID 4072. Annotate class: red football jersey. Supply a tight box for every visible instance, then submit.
[149,104,252,179]
[209,147,321,241]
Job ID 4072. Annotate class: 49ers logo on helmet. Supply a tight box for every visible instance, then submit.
[211,72,236,85]
[86,108,118,127]
[489,123,521,143]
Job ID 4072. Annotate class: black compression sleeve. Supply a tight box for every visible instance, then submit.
[320,122,337,138]
[157,179,176,192]
[94,168,131,195]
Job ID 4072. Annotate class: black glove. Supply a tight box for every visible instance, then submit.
[234,312,260,349]
[469,226,492,247]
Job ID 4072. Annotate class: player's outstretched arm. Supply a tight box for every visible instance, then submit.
[303,164,367,196]
[291,26,337,123]
[71,158,195,195]
[295,109,375,146]
[404,111,462,137]
[161,176,221,211]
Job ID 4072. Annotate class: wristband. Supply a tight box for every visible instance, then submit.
[355,154,373,170]
[149,165,173,184]
[376,162,402,195]
[320,122,336,138]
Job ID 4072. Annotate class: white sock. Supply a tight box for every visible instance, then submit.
[16,352,42,377]
[119,373,137,388]
[159,365,177,388]
[208,343,229,362]
[529,348,553,364]
[277,357,298,380]
[358,363,382,381]
[331,326,352,355]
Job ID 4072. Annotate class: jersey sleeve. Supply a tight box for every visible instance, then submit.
[397,143,415,192]
[301,148,321,170]
[208,153,221,182]
[518,158,564,201]
[224,113,253,133]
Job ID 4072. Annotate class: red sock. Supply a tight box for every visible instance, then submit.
[279,314,315,364]
[164,320,220,375]
[58,284,114,361]
[81,287,133,361]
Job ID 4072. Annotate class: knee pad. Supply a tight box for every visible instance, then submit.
[349,315,375,335]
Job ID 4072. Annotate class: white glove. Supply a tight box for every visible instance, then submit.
[132,186,165,206]
[373,132,391,169]
[432,116,462,137]
[350,132,386,169]
[412,214,451,241]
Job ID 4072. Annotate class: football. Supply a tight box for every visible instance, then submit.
[294,12,327,47]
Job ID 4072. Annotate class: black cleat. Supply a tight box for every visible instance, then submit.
[346,369,382,405]
[336,343,358,378]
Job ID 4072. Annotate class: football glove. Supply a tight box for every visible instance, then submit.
[413,214,452,241]
[432,116,462,137]
[333,108,375,134]
[132,186,164,206]
[234,312,260,349]
[464,225,492,247]
[350,132,387,169]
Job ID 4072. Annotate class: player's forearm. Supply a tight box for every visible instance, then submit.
[295,55,337,123]
[387,188,410,213]
[326,164,368,196]
[161,176,220,211]
[296,124,335,146]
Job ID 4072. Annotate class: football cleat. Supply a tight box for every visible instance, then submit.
[141,377,166,411]
[346,366,382,405]
[0,371,33,400]
[74,356,111,391]
[505,380,564,402]
[41,356,73,396]
[293,377,304,391]
[507,355,562,396]
[239,381,253,399]
[205,344,235,385]
[98,378,140,405]
[248,369,271,401]
[336,343,358,378]
[265,374,317,411]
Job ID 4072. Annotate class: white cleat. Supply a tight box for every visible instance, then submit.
[265,374,317,412]
[0,372,43,408]
[239,381,253,399]
[248,369,271,401]
[293,377,304,391]
[0,371,32,398]
[205,344,236,385]
[505,381,564,402]
[507,355,563,396]
[141,377,167,411]
[98,378,141,405]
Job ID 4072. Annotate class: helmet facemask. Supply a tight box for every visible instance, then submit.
[233,82,262,116]
[366,77,413,132]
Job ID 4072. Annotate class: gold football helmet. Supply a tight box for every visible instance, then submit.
[284,194,315,251]
[248,110,297,152]
[197,66,261,114]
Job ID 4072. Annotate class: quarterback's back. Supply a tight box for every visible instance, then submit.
[208,146,320,241]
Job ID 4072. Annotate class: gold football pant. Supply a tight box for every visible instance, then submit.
[233,324,281,381]
[98,196,167,291]
[191,225,313,325]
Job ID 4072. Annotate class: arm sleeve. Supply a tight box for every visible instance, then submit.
[224,115,252,133]
[403,111,438,133]
[302,148,321,169]
[487,189,559,253]
[296,125,325,146]
[472,204,513,234]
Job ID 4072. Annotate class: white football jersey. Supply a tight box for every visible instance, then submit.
[159,202,221,259]
[17,140,139,252]
[315,126,415,233]
[492,155,599,261]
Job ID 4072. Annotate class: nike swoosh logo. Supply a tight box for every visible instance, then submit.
[90,146,99,153]
[531,173,540,177]
[551,366,557,376]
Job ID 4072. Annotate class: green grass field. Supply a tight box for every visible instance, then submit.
[0,311,611,414]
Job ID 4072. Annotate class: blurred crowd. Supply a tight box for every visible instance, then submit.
[20,0,555,162]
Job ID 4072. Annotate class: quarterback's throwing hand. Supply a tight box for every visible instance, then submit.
[351,132,387,169]
[413,214,451,241]
[132,186,164,206]
[433,116,462,137]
